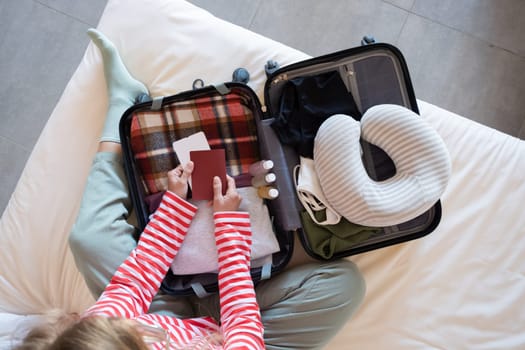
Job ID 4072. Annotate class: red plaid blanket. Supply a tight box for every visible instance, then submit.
[130,90,260,195]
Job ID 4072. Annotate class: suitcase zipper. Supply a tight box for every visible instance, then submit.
[343,64,363,112]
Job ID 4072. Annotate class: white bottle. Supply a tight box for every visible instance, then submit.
[251,173,276,187]
[249,160,274,176]
[257,186,279,199]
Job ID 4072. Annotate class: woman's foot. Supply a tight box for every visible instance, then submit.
[88,28,149,143]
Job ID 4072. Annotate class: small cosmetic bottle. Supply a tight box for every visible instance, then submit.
[249,160,274,176]
[257,186,279,199]
[251,172,276,187]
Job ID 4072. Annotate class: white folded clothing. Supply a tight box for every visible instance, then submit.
[171,186,280,275]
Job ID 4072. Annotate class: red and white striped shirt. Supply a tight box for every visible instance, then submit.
[83,191,265,349]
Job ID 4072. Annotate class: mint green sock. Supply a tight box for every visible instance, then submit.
[88,28,149,143]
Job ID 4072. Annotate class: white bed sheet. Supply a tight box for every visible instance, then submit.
[0,0,524,348]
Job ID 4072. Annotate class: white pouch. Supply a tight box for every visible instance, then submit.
[294,157,341,226]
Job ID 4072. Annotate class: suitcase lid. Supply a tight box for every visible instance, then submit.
[260,43,442,260]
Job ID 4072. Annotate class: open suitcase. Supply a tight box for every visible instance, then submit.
[120,42,441,296]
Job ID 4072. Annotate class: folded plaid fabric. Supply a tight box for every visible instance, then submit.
[130,90,260,195]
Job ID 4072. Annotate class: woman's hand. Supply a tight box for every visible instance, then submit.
[167,161,194,199]
[212,175,242,212]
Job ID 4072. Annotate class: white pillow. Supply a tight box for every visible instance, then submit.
[314,104,451,227]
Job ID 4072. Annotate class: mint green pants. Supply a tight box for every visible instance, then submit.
[69,152,366,349]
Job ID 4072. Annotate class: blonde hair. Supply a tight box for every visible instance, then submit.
[14,311,148,350]
[14,310,223,350]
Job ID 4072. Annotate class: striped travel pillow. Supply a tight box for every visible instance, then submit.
[313,104,451,227]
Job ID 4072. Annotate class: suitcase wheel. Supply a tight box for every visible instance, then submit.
[361,35,376,46]
[135,93,152,104]
[265,60,280,78]
[232,67,250,84]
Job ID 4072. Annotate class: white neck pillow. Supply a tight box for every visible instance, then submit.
[313,104,451,227]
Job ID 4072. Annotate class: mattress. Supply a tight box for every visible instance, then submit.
[1,0,524,348]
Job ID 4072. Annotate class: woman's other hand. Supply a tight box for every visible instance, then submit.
[212,175,242,212]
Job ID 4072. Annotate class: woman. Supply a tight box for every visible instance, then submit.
[17,160,264,349]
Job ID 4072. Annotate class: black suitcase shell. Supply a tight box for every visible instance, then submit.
[120,42,441,295]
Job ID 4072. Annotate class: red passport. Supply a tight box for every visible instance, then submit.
[190,149,227,200]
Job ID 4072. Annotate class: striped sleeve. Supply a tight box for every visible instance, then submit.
[83,191,197,318]
[137,313,220,348]
[214,212,265,350]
